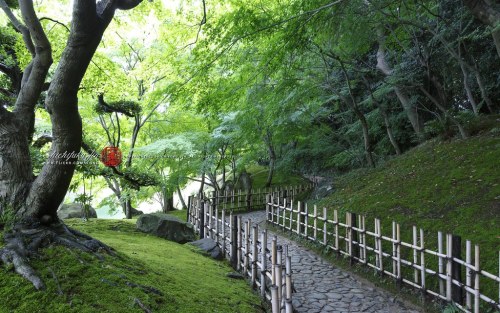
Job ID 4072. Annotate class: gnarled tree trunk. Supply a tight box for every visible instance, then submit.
[0,0,143,290]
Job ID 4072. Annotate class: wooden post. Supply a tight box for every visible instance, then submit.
[215,206,219,242]
[260,229,268,298]
[420,228,426,297]
[313,205,318,240]
[271,236,277,285]
[187,195,191,223]
[446,234,452,302]
[376,219,383,273]
[221,209,226,257]
[352,212,359,264]
[288,201,293,231]
[334,209,339,252]
[474,245,480,313]
[208,202,213,239]
[451,234,463,304]
[230,213,237,268]
[413,226,419,284]
[304,203,309,238]
[271,285,279,313]
[396,223,401,286]
[438,231,445,296]
[244,220,250,277]
[199,201,205,238]
[465,240,472,310]
[299,201,305,235]
[323,207,327,246]
[251,225,258,287]
[237,216,242,271]
[296,201,301,235]
[266,194,270,222]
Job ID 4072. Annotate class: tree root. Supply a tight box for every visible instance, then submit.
[0,220,114,290]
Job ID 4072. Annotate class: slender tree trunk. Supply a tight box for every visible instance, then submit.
[362,76,402,156]
[264,130,276,187]
[419,87,468,139]
[337,61,375,168]
[376,29,423,138]
[161,186,174,212]
[198,172,205,196]
[177,184,187,210]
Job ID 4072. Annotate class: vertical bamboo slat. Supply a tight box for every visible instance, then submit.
[466,240,472,309]
[420,228,426,292]
[252,225,258,286]
[313,205,318,241]
[474,245,480,313]
[438,231,445,296]
[323,207,327,246]
[413,226,419,284]
[260,229,267,298]
[446,234,453,302]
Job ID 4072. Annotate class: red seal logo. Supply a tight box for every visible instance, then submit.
[100,146,122,167]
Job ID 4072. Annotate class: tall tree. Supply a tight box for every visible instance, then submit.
[0,0,143,289]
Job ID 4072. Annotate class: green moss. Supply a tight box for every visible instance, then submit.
[0,219,261,313]
[245,164,310,189]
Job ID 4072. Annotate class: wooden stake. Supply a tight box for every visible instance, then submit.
[260,229,268,298]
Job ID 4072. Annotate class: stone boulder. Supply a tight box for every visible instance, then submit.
[58,203,98,219]
[136,213,196,244]
[188,238,223,260]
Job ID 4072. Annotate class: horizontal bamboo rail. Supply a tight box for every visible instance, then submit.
[267,195,500,313]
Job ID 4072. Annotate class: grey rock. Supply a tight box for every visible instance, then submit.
[188,238,223,260]
[136,213,196,243]
[57,203,97,219]
[226,272,245,279]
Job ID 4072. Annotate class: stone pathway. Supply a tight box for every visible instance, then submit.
[237,210,421,313]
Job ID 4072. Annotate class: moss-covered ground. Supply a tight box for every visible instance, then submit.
[0,219,262,313]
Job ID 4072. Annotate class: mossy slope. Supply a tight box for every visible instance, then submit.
[0,219,261,313]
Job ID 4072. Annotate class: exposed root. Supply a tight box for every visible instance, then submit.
[0,220,114,290]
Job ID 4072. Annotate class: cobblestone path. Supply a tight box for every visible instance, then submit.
[237,210,421,313]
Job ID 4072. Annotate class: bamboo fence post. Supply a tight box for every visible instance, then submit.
[271,195,275,224]
[282,199,286,228]
[271,236,277,285]
[446,234,452,302]
[451,235,463,304]
[215,206,219,243]
[276,247,283,308]
[244,220,250,277]
[221,209,226,257]
[252,225,258,287]
[208,202,213,239]
[288,201,293,231]
[296,201,301,235]
[271,285,279,313]
[266,194,270,222]
[420,228,426,295]
[392,221,397,279]
[438,231,445,296]
[347,212,353,263]
[304,203,309,238]
[260,229,268,298]
[230,213,237,268]
[396,223,401,285]
[413,226,419,284]
[199,201,205,238]
[360,215,366,263]
[474,245,480,313]
[374,218,380,269]
[377,219,383,273]
[313,205,318,241]
[466,240,472,310]
[334,210,339,252]
[323,207,327,246]
[237,216,242,271]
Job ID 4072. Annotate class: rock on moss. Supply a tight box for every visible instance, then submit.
[188,238,223,260]
[57,203,97,219]
[136,213,196,244]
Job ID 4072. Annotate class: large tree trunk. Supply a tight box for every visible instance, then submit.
[0,0,143,290]
[177,184,187,210]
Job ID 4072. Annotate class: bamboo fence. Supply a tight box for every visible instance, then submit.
[187,197,295,313]
[266,195,500,313]
[193,184,315,213]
